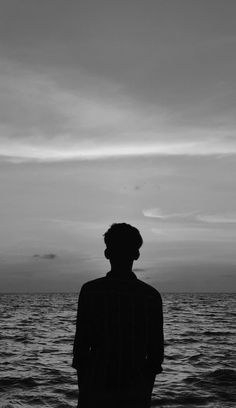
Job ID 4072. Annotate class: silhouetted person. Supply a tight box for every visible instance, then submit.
[72,223,164,408]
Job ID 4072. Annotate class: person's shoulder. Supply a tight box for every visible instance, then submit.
[135,278,162,301]
[80,276,107,291]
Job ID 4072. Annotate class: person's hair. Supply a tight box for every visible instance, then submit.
[103,223,143,251]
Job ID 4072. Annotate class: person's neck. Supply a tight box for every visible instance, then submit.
[110,264,133,275]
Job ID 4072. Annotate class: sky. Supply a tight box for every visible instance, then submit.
[0,0,236,292]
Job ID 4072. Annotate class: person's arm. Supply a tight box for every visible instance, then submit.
[72,284,91,377]
[147,292,164,375]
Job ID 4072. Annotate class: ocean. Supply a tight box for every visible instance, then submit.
[0,292,235,408]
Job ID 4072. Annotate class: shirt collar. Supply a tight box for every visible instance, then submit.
[106,270,137,280]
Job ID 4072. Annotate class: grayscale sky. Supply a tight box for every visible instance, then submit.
[0,0,236,292]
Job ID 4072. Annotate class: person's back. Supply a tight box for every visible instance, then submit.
[72,223,164,408]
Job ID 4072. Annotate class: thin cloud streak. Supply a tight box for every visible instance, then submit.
[197,213,236,224]
[144,209,236,224]
[1,138,236,162]
[151,226,236,242]
[143,208,197,220]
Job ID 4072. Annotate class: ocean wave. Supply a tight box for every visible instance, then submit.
[152,394,214,406]
[183,368,236,403]
[207,368,236,384]
[203,330,234,336]
[185,368,236,385]
[188,353,203,362]
[0,377,38,389]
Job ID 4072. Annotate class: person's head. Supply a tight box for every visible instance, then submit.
[103,223,143,268]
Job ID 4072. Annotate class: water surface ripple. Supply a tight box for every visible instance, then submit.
[0,293,235,407]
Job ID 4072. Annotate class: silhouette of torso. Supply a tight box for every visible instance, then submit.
[73,271,164,407]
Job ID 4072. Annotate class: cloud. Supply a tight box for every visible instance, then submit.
[133,268,148,272]
[197,213,236,224]
[143,208,236,225]
[143,207,236,242]
[1,135,236,163]
[33,253,57,260]
[143,208,197,220]
[1,58,236,162]
[150,226,236,242]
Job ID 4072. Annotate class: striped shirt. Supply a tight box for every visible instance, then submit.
[72,270,164,390]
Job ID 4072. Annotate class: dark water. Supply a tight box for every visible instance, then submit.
[0,292,235,407]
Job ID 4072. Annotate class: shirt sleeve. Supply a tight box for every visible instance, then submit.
[72,285,91,371]
[146,292,164,375]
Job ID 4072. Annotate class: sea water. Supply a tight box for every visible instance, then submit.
[0,292,235,408]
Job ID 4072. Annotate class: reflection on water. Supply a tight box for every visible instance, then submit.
[0,292,235,407]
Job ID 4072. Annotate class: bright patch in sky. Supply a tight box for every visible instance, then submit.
[0,0,236,292]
